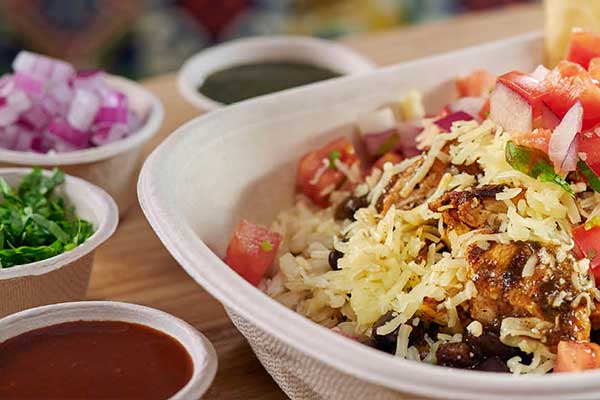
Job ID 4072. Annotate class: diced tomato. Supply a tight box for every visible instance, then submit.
[296,137,360,207]
[567,30,600,70]
[542,61,600,127]
[224,219,282,286]
[498,71,547,106]
[370,152,403,174]
[554,341,600,372]
[579,131,600,176]
[456,70,496,98]
[511,129,553,154]
[573,223,600,281]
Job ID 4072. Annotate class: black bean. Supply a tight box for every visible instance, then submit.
[334,195,368,221]
[464,332,517,361]
[328,250,344,270]
[591,330,600,345]
[436,342,482,369]
[372,312,398,354]
[475,357,509,373]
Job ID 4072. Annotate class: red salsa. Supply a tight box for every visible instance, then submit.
[0,320,194,399]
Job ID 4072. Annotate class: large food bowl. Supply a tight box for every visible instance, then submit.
[139,32,600,400]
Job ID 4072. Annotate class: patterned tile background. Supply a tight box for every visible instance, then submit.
[0,0,537,79]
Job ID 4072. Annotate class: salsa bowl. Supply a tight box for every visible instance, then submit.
[138,32,600,400]
[0,301,217,399]
[0,168,118,317]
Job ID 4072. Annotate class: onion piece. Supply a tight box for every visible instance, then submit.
[67,89,100,131]
[539,103,560,130]
[357,107,397,134]
[549,101,583,172]
[363,129,398,157]
[397,121,424,157]
[434,111,473,132]
[47,118,89,149]
[489,82,533,133]
[448,97,486,119]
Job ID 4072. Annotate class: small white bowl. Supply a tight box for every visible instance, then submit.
[0,301,218,399]
[0,168,118,317]
[177,35,376,111]
[0,75,164,216]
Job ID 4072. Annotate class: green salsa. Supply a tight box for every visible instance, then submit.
[198,61,341,104]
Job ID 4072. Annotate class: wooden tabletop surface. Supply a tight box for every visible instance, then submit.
[87,4,543,399]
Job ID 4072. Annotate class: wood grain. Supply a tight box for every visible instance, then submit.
[87,4,542,399]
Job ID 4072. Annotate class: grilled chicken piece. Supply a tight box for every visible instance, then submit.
[429,185,511,235]
[419,297,449,325]
[376,156,447,213]
[467,241,591,348]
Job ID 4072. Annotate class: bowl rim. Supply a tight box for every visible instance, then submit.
[139,31,600,400]
[0,75,164,166]
[177,35,376,111]
[0,168,118,279]
[0,301,218,400]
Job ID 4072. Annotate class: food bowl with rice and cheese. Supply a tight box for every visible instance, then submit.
[139,31,600,400]
[0,51,164,215]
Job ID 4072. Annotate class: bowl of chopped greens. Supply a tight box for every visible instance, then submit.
[0,167,118,317]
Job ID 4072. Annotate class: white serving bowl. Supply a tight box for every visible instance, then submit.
[0,75,164,216]
[0,301,218,399]
[177,35,376,111]
[0,168,118,317]
[140,32,600,400]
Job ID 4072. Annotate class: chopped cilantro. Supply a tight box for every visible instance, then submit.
[577,158,600,193]
[505,141,574,196]
[260,240,273,252]
[328,150,341,169]
[588,248,598,261]
[375,134,399,156]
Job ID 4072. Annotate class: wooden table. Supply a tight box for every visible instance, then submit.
[88,4,543,399]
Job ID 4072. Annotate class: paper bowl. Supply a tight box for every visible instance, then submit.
[0,168,118,318]
[0,75,164,216]
[0,301,218,399]
[139,32,600,400]
[177,35,376,111]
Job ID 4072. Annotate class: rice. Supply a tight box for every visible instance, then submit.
[263,99,600,374]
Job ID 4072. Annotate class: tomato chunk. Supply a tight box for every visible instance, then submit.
[498,71,546,106]
[296,137,360,207]
[370,151,403,174]
[567,30,600,69]
[589,57,600,81]
[224,219,282,286]
[573,223,600,281]
[554,341,600,372]
[542,61,600,127]
[456,70,496,98]
[579,131,600,176]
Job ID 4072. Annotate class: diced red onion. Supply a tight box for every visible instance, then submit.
[19,103,50,131]
[13,72,44,98]
[539,103,560,130]
[0,90,31,127]
[549,101,583,172]
[363,129,398,157]
[448,97,486,120]
[489,82,533,133]
[434,111,474,132]
[67,89,100,131]
[47,118,89,148]
[13,51,75,83]
[397,121,424,157]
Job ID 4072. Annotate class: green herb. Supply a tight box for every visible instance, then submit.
[375,134,399,156]
[260,240,273,252]
[577,158,600,193]
[588,248,598,261]
[585,215,600,231]
[328,150,341,169]
[0,168,94,268]
[505,141,574,196]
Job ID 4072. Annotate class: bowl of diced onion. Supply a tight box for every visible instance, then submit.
[0,51,164,215]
